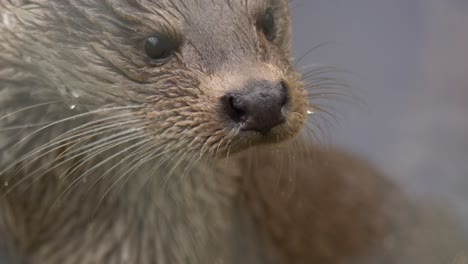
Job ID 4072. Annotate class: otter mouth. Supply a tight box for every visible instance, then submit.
[215,119,302,158]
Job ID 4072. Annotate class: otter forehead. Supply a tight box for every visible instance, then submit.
[0,0,292,94]
[35,0,290,75]
[181,3,258,70]
[138,0,288,71]
[0,1,284,80]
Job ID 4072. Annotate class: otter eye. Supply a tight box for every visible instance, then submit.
[260,8,276,41]
[143,35,174,65]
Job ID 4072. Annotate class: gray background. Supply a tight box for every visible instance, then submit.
[291,0,468,232]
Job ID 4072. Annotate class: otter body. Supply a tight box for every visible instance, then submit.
[0,0,466,263]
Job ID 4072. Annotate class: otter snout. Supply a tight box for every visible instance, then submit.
[222,80,288,134]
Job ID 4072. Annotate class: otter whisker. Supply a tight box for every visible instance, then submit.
[162,146,196,188]
[306,103,338,118]
[54,136,152,206]
[98,143,159,199]
[114,139,178,186]
[293,42,335,67]
[223,136,236,161]
[30,118,142,160]
[3,131,148,196]
[299,63,341,72]
[303,76,346,83]
[306,106,341,139]
[108,143,164,183]
[305,83,351,95]
[8,105,144,151]
[305,116,330,144]
[85,140,156,195]
[306,89,351,99]
[0,115,143,178]
[304,81,350,93]
[57,122,149,158]
[95,143,181,211]
[200,132,225,162]
[214,134,228,159]
[157,147,191,189]
[302,67,363,110]
[224,141,233,161]
[162,149,199,191]
[54,112,139,139]
[6,133,96,180]
[303,123,321,144]
[213,126,241,160]
[57,128,150,181]
[206,139,223,162]
[0,122,58,132]
[283,143,297,199]
[300,65,348,79]
[304,79,350,88]
[0,100,65,121]
[179,147,204,185]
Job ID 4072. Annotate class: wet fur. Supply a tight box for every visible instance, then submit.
[0,0,466,263]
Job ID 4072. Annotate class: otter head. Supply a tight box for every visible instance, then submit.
[10,0,309,159]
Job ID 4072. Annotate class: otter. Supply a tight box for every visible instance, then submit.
[0,0,466,263]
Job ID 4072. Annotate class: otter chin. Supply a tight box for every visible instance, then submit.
[0,0,466,264]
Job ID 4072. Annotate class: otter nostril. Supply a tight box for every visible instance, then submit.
[279,81,289,108]
[223,94,246,123]
[229,96,245,117]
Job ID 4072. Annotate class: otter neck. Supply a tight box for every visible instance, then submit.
[4,155,268,263]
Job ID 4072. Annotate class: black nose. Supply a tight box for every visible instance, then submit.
[222,81,288,134]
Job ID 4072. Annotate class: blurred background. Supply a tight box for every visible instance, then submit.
[291,0,468,233]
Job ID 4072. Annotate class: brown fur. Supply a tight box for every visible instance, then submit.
[0,0,466,263]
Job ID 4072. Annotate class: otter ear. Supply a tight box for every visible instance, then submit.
[272,0,293,59]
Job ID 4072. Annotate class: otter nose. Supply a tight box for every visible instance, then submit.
[223,81,288,134]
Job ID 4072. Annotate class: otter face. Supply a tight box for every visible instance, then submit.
[15,0,309,158]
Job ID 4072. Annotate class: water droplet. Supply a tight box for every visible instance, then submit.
[307,105,317,115]
[70,104,76,110]
[3,181,8,187]
[71,90,81,98]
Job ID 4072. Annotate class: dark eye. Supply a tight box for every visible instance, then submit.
[260,8,276,41]
[143,34,175,65]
